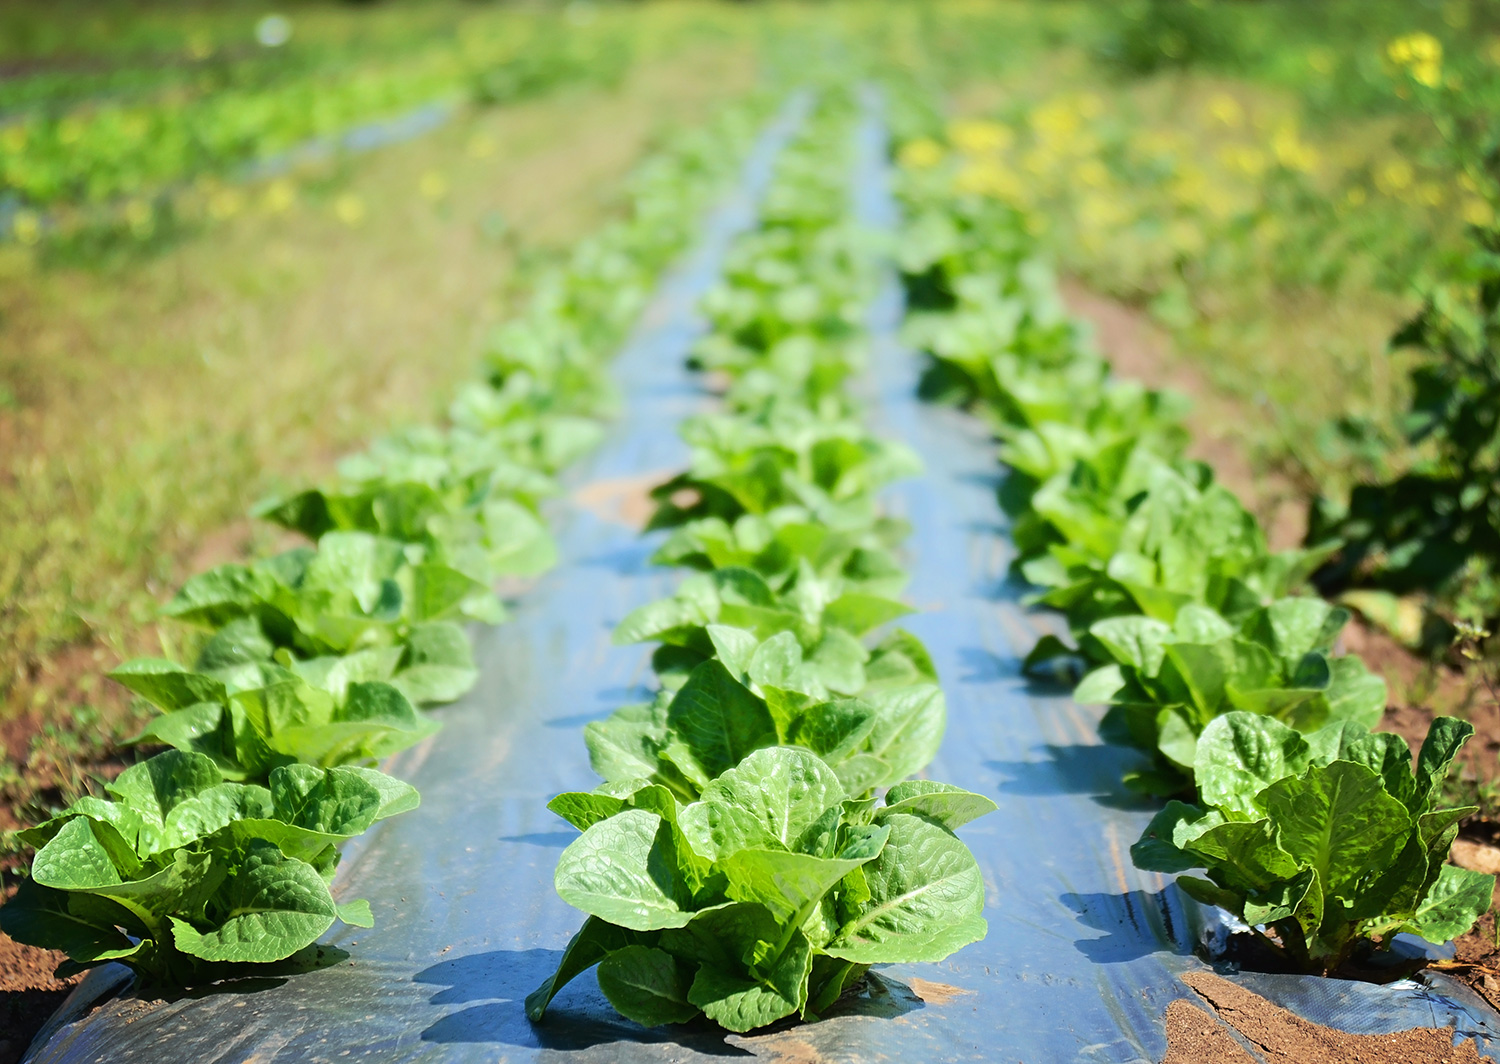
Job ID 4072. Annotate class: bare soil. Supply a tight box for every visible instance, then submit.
[1442,833,1500,1006]
[0,885,80,1064]
[572,469,675,531]
[1162,971,1497,1063]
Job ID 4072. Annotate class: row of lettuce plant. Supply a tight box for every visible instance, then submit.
[2,10,635,215]
[526,88,996,1035]
[886,82,1495,976]
[0,98,769,987]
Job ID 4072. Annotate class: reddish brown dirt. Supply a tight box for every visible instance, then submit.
[0,885,81,1064]
[905,977,973,1005]
[1444,833,1500,1007]
[1343,618,1499,796]
[1163,998,1259,1064]
[1164,971,1496,1063]
[572,469,674,531]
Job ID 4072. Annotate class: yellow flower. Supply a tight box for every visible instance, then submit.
[1463,197,1495,226]
[467,133,497,160]
[899,138,944,170]
[953,160,1026,204]
[1033,99,1082,144]
[187,33,214,60]
[1207,94,1243,128]
[1076,159,1110,188]
[1272,127,1319,173]
[1375,159,1414,194]
[334,193,366,227]
[1021,147,1051,177]
[1417,182,1445,207]
[948,119,1012,157]
[1345,186,1368,207]
[263,179,296,214]
[420,171,449,201]
[12,209,41,246]
[1388,32,1441,66]
[1488,37,1500,65]
[1387,33,1442,88]
[1219,144,1268,178]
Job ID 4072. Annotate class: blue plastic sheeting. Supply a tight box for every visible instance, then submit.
[21,94,1500,1064]
[236,99,460,182]
[0,99,461,244]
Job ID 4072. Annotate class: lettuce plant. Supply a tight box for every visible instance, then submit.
[645,408,922,534]
[257,476,557,588]
[0,750,416,984]
[1023,465,1333,632]
[587,625,944,801]
[652,510,909,600]
[164,531,489,704]
[112,658,439,783]
[1133,712,1493,972]
[1075,598,1387,794]
[528,747,993,1032]
[613,566,915,691]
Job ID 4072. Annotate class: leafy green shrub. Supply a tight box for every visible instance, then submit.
[528,747,993,1032]
[1096,0,1238,76]
[1133,712,1492,971]
[256,447,558,586]
[1311,229,1500,629]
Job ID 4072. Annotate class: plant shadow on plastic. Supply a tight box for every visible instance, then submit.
[109,942,353,1006]
[987,746,1158,810]
[1061,890,1197,965]
[414,947,920,1053]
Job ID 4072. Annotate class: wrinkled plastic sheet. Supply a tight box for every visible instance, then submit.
[22,95,1500,1064]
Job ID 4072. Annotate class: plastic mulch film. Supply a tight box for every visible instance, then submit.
[20,93,1500,1064]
